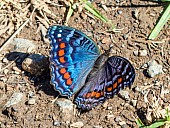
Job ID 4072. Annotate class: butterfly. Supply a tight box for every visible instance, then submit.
[47,25,135,110]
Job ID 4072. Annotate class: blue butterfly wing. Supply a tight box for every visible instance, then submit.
[47,26,100,97]
[74,56,135,110]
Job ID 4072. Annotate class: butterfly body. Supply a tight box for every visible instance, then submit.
[47,25,135,110]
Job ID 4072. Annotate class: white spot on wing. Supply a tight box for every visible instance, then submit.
[57,34,61,37]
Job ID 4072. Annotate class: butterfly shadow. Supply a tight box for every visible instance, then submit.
[136,107,148,125]
[5,51,60,97]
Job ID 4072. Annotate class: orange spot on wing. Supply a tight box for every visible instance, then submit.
[95,92,101,98]
[59,57,65,63]
[107,87,113,92]
[59,68,66,74]
[59,43,66,48]
[91,91,97,97]
[86,93,91,98]
[64,72,70,79]
[118,77,122,84]
[113,82,118,89]
[66,78,72,85]
[58,50,65,56]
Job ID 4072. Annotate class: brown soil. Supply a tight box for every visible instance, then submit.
[0,0,169,128]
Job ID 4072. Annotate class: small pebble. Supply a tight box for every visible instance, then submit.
[12,38,37,53]
[55,99,74,122]
[0,77,7,83]
[143,83,147,86]
[93,126,102,128]
[2,58,8,63]
[53,120,61,126]
[147,60,163,77]
[86,32,93,37]
[28,91,34,98]
[12,66,21,72]
[116,0,120,3]
[121,44,125,48]
[27,98,36,105]
[121,123,129,128]
[101,4,108,11]
[3,69,9,75]
[163,89,169,94]
[123,34,129,40]
[139,49,147,56]
[163,68,167,72]
[118,10,122,14]
[131,99,137,107]
[14,71,20,75]
[134,86,140,92]
[56,99,74,111]
[132,10,139,19]
[110,49,117,54]
[141,63,148,69]
[133,50,147,56]
[4,92,24,108]
[70,121,84,128]
[107,106,113,110]
[119,90,130,101]
[119,121,126,126]
[0,56,3,61]
[133,50,138,56]
[115,116,122,122]
[106,114,114,120]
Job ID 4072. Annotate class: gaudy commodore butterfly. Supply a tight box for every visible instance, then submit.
[47,25,135,110]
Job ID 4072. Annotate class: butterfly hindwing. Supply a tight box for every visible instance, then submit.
[48,26,100,97]
[74,56,135,110]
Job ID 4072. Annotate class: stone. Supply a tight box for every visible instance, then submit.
[147,60,163,77]
[22,54,49,76]
[133,49,147,56]
[133,50,138,56]
[11,38,36,53]
[53,120,61,126]
[27,98,36,105]
[106,114,114,120]
[119,90,130,101]
[4,92,24,108]
[131,99,137,107]
[139,49,147,56]
[55,98,74,122]
[70,121,84,128]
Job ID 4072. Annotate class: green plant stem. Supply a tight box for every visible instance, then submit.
[148,4,170,40]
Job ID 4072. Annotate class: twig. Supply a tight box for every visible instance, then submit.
[0,6,36,53]
[0,19,29,52]
[0,57,19,73]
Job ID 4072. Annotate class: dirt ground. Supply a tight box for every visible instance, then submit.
[0,0,169,128]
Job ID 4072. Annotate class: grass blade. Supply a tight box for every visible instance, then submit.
[65,5,74,25]
[83,1,116,30]
[136,119,145,127]
[148,4,170,40]
[84,1,109,23]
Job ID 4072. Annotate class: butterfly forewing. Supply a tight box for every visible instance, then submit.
[48,26,100,97]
